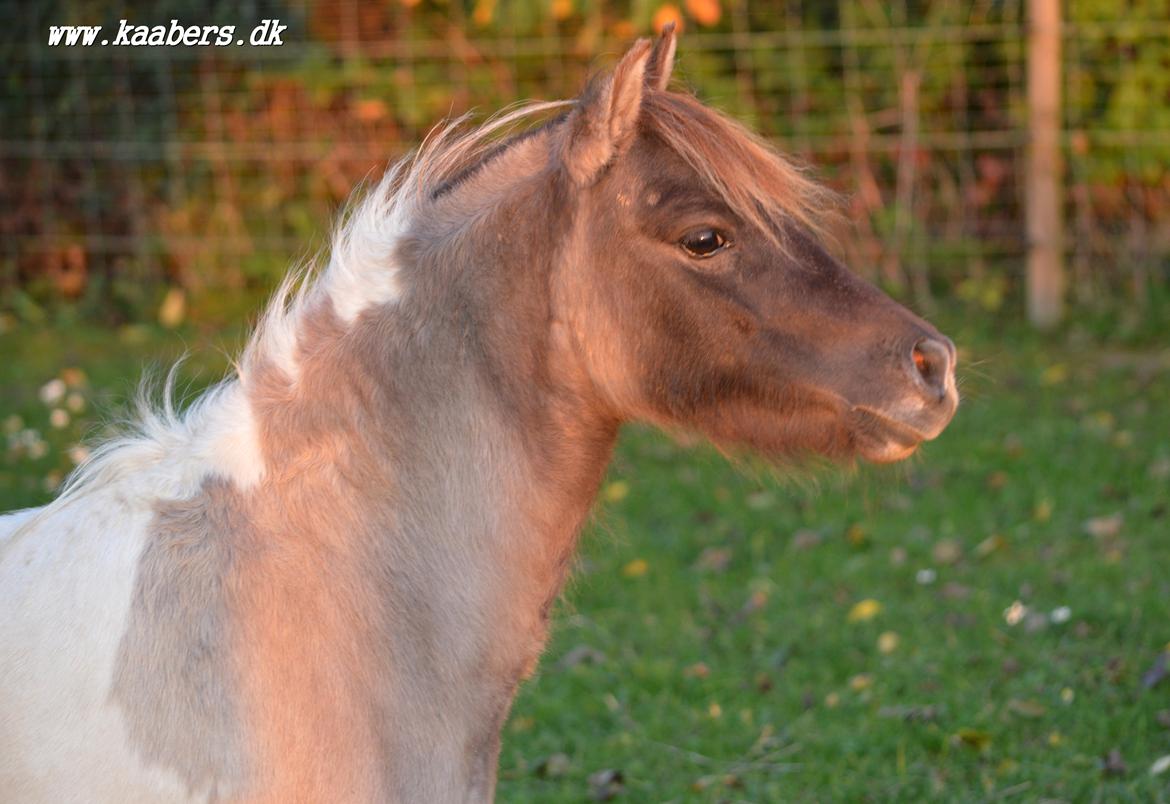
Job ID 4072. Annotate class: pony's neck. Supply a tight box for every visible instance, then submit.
[233,165,618,797]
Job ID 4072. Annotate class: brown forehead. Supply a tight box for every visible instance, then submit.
[609,133,734,221]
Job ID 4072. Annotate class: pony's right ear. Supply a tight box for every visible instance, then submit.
[645,22,677,91]
[561,38,653,186]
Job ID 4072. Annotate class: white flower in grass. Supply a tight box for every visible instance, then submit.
[49,409,70,429]
[915,568,937,585]
[38,379,66,406]
[1049,606,1071,624]
[67,444,90,465]
[66,392,85,413]
[26,437,48,460]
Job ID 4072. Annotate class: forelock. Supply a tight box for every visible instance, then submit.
[639,90,837,244]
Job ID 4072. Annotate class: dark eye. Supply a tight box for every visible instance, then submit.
[679,228,729,258]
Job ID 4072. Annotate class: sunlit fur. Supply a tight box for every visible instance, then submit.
[0,27,955,803]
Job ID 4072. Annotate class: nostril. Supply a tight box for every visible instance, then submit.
[911,338,952,401]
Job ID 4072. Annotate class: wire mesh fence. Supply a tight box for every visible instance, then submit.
[2,0,1167,325]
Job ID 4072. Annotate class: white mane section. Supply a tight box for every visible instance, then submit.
[5,99,574,540]
[67,371,264,500]
[242,161,414,383]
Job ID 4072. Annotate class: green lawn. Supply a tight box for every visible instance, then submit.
[2,312,1168,801]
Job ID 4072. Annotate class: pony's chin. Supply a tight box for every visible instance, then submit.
[858,439,919,464]
[848,407,928,464]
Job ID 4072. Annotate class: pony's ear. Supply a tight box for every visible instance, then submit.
[645,22,677,91]
[562,38,653,186]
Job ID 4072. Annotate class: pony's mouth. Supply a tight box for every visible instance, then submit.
[848,404,948,464]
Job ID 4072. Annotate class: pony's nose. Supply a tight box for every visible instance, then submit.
[910,337,955,402]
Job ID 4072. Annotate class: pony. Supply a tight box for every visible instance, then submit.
[0,27,957,802]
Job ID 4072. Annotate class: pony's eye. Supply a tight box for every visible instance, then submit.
[679,229,728,258]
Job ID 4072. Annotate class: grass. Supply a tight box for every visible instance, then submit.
[1,310,1168,801]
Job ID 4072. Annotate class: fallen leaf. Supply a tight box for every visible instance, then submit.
[690,775,717,792]
[845,523,868,547]
[736,590,768,619]
[535,753,571,778]
[588,768,624,801]
[556,644,606,670]
[1007,699,1047,719]
[878,704,940,722]
[791,529,822,550]
[1083,512,1123,539]
[1102,748,1126,776]
[622,558,648,578]
[603,480,629,503]
[1003,600,1027,626]
[510,716,534,733]
[1041,363,1068,385]
[954,728,992,751]
[694,547,731,572]
[932,539,963,565]
[975,534,1006,559]
[1141,650,1168,690]
[848,598,882,623]
[745,490,774,509]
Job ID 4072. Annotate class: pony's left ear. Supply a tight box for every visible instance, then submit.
[562,38,652,186]
[645,22,677,91]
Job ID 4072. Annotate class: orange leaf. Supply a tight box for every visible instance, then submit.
[685,0,721,26]
[653,4,684,34]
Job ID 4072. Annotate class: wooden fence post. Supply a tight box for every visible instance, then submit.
[1026,0,1064,328]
